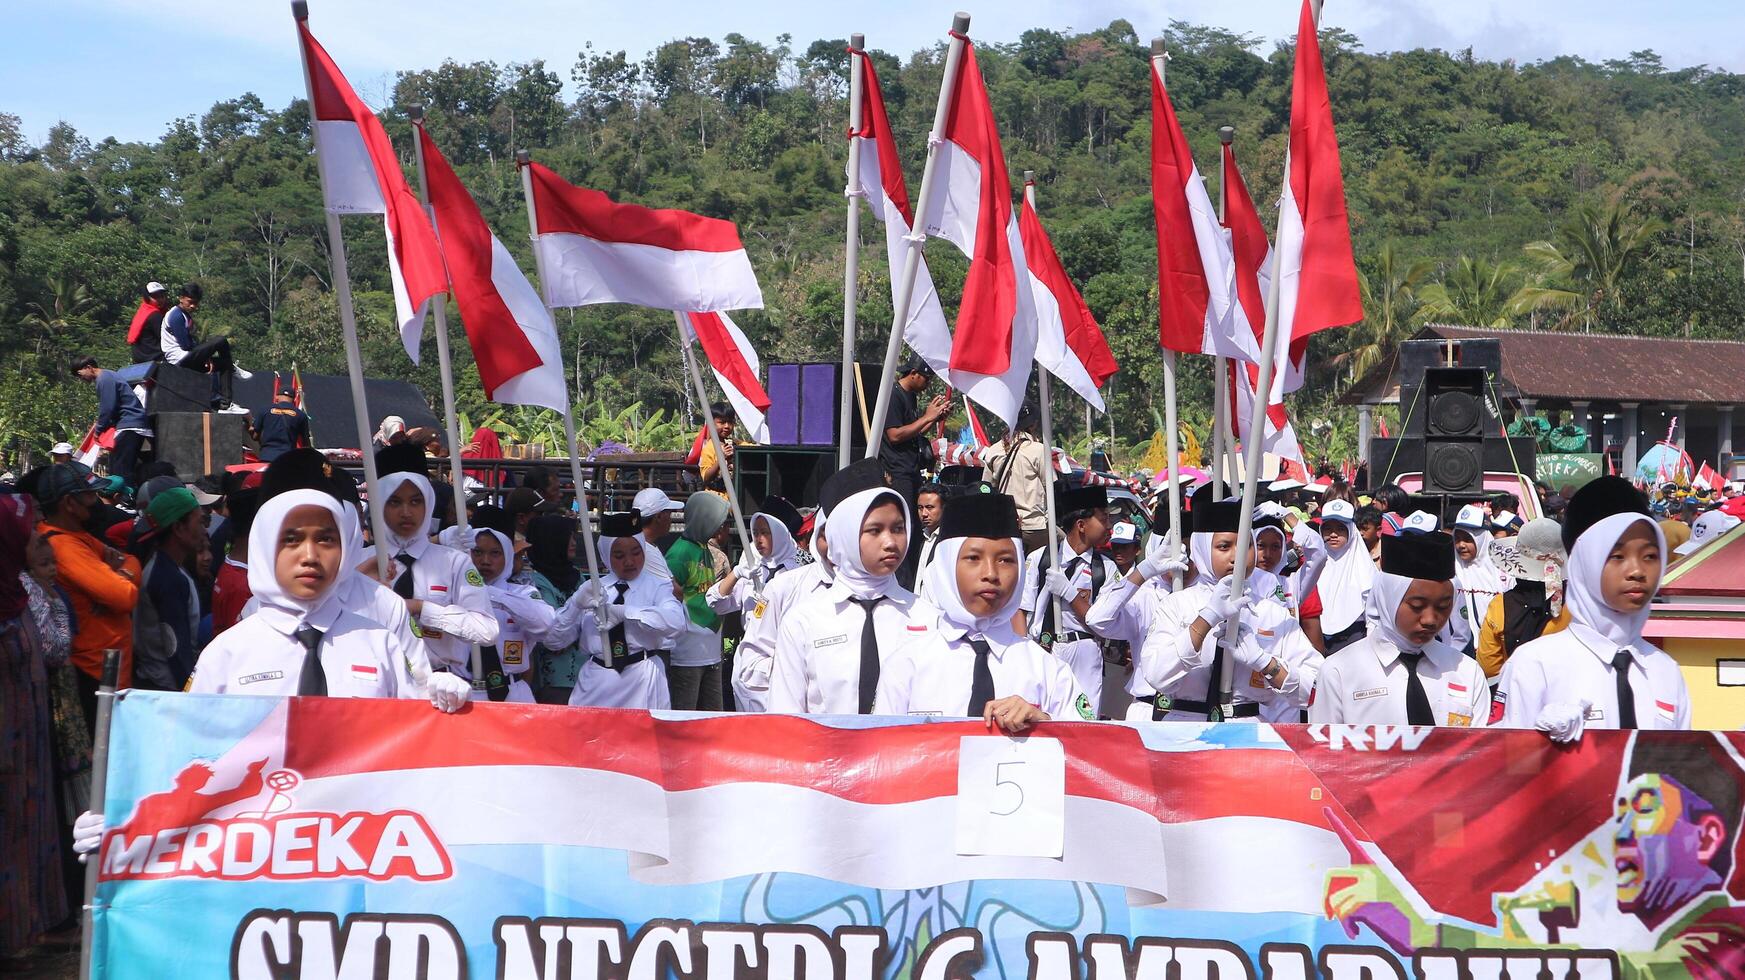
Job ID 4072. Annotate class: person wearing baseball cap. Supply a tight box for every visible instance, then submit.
[1674,509,1742,561]
[50,442,75,464]
[131,487,207,691]
[33,463,142,705]
[128,281,174,364]
[1316,498,1376,653]
[631,486,683,582]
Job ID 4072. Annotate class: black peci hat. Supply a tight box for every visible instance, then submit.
[598,511,643,539]
[1053,481,1107,521]
[938,492,1021,541]
[1188,483,1241,534]
[259,449,338,503]
[1379,530,1456,581]
[226,487,261,530]
[758,495,805,537]
[818,458,889,517]
[374,441,430,479]
[1561,475,1650,552]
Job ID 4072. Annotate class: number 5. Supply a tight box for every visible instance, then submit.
[992,761,1025,816]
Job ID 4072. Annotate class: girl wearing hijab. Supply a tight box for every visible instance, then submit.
[1251,511,1328,652]
[707,497,803,618]
[1309,532,1491,727]
[1313,499,1375,653]
[360,456,498,680]
[1476,517,1569,679]
[470,527,555,703]
[877,493,1091,729]
[1498,477,1688,741]
[1084,499,1190,721]
[525,514,583,703]
[546,512,687,709]
[665,491,731,711]
[1137,488,1318,723]
[1446,504,1506,656]
[770,461,915,715]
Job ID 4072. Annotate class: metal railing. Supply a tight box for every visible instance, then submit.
[330,455,703,519]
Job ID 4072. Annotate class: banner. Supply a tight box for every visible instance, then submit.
[91,692,1745,979]
[1536,452,1605,491]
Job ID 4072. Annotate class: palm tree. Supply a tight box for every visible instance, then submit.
[22,276,96,359]
[1414,255,1520,329]
[1509,201,1664,332]
[1331,242,1432,384]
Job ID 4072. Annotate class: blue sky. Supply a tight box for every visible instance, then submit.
[8,0,1743,145]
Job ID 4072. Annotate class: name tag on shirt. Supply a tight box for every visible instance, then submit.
[752,600,767,619]
[814,634,848,649]
[1585,705,1604,722]
[1354,687,1389,701]
[238,670,284,686]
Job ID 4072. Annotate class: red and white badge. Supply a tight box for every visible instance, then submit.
[1655,699,1677,723]
[350,663,381,682]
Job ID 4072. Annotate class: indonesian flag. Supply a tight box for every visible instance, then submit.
[525,162,762,313]
[1018,188,1117,411]
[125,299,155,344]
[417,126,566,412]
[915,41,1037,426]
[1268,0,1363,395]
[963,395,990,450]
[684,311,771,444]
[1150,61,1256,363]
[1221,141,1303,464]
[1696,460,1721,491]
[297,20,447,358]
[77,424,113,468]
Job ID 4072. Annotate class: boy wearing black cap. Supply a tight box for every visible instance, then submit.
[1019,481,1119,714]
[1309,532,1491,727]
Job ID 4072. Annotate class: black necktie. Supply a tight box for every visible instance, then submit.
[295,624,327,696]
[606,582,629,660]
[392,552,416,599]
[849,595,886,714]
[1612,650,1638,729]
[1399,651,1434,726]
[1039,556,1082,644]
[966,638,996,717]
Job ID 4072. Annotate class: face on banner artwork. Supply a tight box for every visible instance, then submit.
[89,692,1745,980]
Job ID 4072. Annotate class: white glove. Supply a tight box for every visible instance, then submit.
[1201,576,1251,625]
[1136,554,1187,581]
[427,671,472,713]
[1255,501,1286,520]
[599,604,628,628]
[1044,567,1082,601]
[572,579,601,608]
[735,552,760,579]
[1535,699,1591,744]
[73,809,104,862]
[1225,622,1272,672]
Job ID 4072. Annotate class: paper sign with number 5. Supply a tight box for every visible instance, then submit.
[955,735,1065,858]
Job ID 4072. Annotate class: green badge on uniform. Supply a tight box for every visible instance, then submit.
[465,568,485,587]
[612,640,627,658]
[1208,704,1224,722]
[1075,692,1095,720]
[1154,694,1172,713]
[1040,632,1054,649]
[410,622,424,638]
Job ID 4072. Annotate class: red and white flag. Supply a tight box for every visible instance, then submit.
[684,311,771,444]
[1697,460,1721,491]
[297,20,447,358]
[1268,0,1363,399]
[417,126,566,412]
[1019,187,1117,411]
[1222,141,1304,463]
[915,40,1036,427]
[1150,62,1255,363]
[963,395,990,450]
[525,162,762,313]
[77,424,113,468]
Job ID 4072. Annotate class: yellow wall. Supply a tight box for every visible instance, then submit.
[1666,638,1745,729]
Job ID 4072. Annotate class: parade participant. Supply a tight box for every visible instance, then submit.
[1137,490,1315,722]
[1084,501,1189,721]
[1253,514,1327,652]
[1019,482,1119,713]
[769,461,914,715]
[34,463,140,717]
[707,496,802,618]
[1447,504,1506,656]
[547,512,687,709]
[360,444,498,676]
[72,355,151,489]
[525,514,582,703]
[1497,477,1689,740]
[470,526,554,702]
[1308,531,1490,727]
[1354,505,1383,561]
[631,487,682,582]
[1107,521,1140,573]
[1477,517,1569,679]
[248,378,311,463]
[210,487,257,636]
[666,491,730,711]
[877,493,1092,728]
[982,404,1050,556]
[912,483,947,583]
[1314,499,1375,652]
[1489,509,1522,538]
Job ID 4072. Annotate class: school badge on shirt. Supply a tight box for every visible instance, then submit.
[465,569,484,587]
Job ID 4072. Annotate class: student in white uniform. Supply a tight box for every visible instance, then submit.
[1308,531,1491,727]
[360,446,498,677]
[1313,499,1375,653]
[1138,487,1317,722]
[728,493,838,711]
[1018,482,1120,714]
[470,526,555,702]
[547,512,688,709]
[877,493,1092,729]
[1084,501,1189,721]
[1496,477,1689,740]
[1448,503,1506,656]
[770,460,915,715]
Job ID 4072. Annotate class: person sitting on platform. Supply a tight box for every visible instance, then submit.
[159,283,250,413]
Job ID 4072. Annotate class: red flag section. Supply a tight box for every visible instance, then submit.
[1283,0,1362,342]
[852,50,913,226]
[687,312,771,411]
[1150,70,1212,355]
[1018,195,1118,398]
[938,42,1019,377]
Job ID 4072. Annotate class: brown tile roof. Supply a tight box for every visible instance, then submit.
[1347,325,1745,406]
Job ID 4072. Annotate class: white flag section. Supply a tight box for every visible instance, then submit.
[1232,360,1305,464]
[685,311,771,445]
[472,234,567,412]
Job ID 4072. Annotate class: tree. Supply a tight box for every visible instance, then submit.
[1510,201,1665,331]
[22,275,95,360]
[1415,255,1520,329]
[1333,242,1432,384]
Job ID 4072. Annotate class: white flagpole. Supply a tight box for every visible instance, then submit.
[515,150,614,666]
[672,311,757,562]
[1025,173,1065,639]
[840,34,866,468]
[292,0,390,584]
[408,106,483,689]
[1152,38,1184,589]
[1212,126,1234,499]
[863,11,971,460]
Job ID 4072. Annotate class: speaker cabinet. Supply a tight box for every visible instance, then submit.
[765,362,869,451]
[1423,367,1487,438]
[148,363,214,414]
[736,446,836,515]
[151,412,254,476]
[1424,440,1484,493]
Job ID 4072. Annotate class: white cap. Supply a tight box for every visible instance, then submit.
[1268,477,1305,492]
[1300,480,1328,494]
[1454,504,1488,530]
[51,441,75,456]
[1492,509,1520,529]
[1321,499,1356,524]
[1109,521,1139,544]
[1402,510,1440,534]
[145,281,168,295]
[184,482,222,506]
[1676,510,1742,555]
[633,487,683,518]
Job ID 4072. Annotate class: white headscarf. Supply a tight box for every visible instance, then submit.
[922,535,1026,637]
[376,471,437,550]
[596,528,645,577]
[823,487,909,600]
[1187,530,1281,603]
[1565,512,1665,648]
[247,489,353,635]
[752,512,798,574]
[1315,516,1374,633]
[1452,527,1506,628]
[470,527,517,590]
[1363,569,1429,653]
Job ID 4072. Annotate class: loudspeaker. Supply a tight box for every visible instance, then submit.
[1368,436,1539,489]
[151,412,254,476]
[736,446,836,514]
[1424,439,1484,493]
[765,362,868,451]
[1422,367,1486,438]
[148,363,214,413]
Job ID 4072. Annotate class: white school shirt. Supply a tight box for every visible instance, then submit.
[361,538,498,673]
[1495,623,1690,731]
[548,571,687,710]
[768,579,917,715]
[487,582,557,702]
[243,570,431,686]
[730,561,829,711]
[1137,582,1320,721]
[1020,542,1119,713]
[188,601,422,698]
[1308,631,1491,727]
[874,614,1092,721]
[1085,573,1175,702]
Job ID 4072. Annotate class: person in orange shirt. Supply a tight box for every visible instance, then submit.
[33,464,140,724]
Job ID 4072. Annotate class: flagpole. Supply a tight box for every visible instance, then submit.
[515,150,614,666]
[840,34,866,468]
[1152,38,1184,587]
[292,0,390,584]
[1025,173,1065,639]
[672,312,757,562]
[1212,126,1234,498]
[409,105,483,689]
[863,11,971,461]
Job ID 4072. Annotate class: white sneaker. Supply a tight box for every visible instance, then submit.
[219,403,250,415]
[232,365,255,380]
